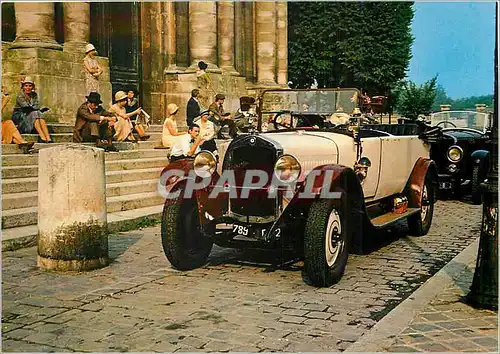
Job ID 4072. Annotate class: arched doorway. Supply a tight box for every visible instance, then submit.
[90,2,142,98]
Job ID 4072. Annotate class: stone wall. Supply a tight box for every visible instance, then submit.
[2,47,111,124]
[165,71,247,132]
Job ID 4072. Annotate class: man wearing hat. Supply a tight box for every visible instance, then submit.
[208,93,237,138]
[83,43,103,94]
[196,110,218,158]
[73,92,118,151]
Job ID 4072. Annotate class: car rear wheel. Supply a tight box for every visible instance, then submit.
[408,174,434,236]
[161,197,213,270]
[304,198,349,287]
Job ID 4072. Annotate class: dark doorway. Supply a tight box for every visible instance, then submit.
[90,2,142,99]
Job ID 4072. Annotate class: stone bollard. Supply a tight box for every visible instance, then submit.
[37,144,108,271]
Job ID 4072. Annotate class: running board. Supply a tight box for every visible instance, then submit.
[370,208,420,228]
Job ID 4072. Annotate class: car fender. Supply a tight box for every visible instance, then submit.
[404,157,438,208]
[281,164,367,254]
[471,149,489,170]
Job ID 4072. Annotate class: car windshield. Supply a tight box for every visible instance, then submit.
[429,111,490,133]
[258,88,360,130]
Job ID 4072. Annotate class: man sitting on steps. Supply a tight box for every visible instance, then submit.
[73,92,118,152]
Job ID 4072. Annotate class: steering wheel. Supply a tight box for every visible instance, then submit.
[273,112,295,130]
[436,121,456,128]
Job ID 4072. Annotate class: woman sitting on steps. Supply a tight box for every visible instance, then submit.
[11,77,52,143]
[2,86,35,154]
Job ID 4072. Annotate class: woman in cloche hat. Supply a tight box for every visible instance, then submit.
[11,77,52,143]
[83,43,103,94]
[108,90,142,142]
[162,103,185,148]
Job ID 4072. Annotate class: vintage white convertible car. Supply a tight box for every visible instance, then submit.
[160,88,438,287]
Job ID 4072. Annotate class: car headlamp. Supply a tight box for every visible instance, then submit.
[193,151,217,178]
[447,145,463,162]
[274,154,301,183]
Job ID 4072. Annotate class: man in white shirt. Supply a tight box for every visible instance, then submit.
[197,110,218,159]
[169,124,205,162]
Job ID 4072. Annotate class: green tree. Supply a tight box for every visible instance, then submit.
[432,84,453,111]
[396,77,438,120]
[288,2,414,98]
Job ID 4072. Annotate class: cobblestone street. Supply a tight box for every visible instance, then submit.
[2,200,483,352]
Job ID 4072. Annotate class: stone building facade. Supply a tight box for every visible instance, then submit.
[1,2,288,126]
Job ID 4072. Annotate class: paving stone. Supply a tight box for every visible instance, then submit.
[301,303,328,312]
[471,336,499,348]
[305,311,332,320]
[281,308,308,317]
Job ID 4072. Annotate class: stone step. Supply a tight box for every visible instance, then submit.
[106,179,159,198]
[2,190,165,229]
[2,179,160,210]
[1,139,165,155]
[2,206,38,229]
[23,132,163,144]
[2,176,38,194]
[2,204,164,251]
[2,165,39,179]
[2,158,166,179]
[47,124,163,134]
[107,191,164,213]
[105,167,162,184]
[2,191,37,210]
[105,157,169,172]
[2,148,169,166]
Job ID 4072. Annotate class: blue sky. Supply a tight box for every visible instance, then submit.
[408,2,496,99]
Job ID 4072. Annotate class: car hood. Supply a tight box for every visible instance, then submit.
[262,131,353,174]
[442,129,485,141]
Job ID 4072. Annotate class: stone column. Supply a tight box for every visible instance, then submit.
[218,2,238,75]
[188,1,221,72]
[255,2,277,85]
[37,145,108,271]
[62,2,90,53]
[11,3,62,50]
[244,3,255,82]
[164,1,178,73]
[276,2,288,86]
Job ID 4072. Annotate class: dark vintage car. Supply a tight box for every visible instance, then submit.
[159,88,437,287]
[428,110,491,204]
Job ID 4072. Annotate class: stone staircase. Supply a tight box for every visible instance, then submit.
[1,124,170,251]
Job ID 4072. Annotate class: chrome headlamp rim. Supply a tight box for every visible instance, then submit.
[273,154,302,183]
[193,150,217,178]
[447,145,463,163]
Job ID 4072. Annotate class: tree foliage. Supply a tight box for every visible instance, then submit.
[396,77,438,120]
[432,85,494,111]
[288,2,414,97]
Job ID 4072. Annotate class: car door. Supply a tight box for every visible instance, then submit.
[359,137,382,198]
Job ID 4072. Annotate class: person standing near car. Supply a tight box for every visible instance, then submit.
[186,89,202,127]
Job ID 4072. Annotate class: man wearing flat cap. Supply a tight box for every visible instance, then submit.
[73,92,118,151]
[208,93,237,138]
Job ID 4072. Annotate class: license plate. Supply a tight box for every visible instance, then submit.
[232,224,282,239]
[439,182,452,189]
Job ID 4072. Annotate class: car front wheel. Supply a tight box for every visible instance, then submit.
[161,197,213,270]
[407,174,434,236]
[304,198,349,287]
